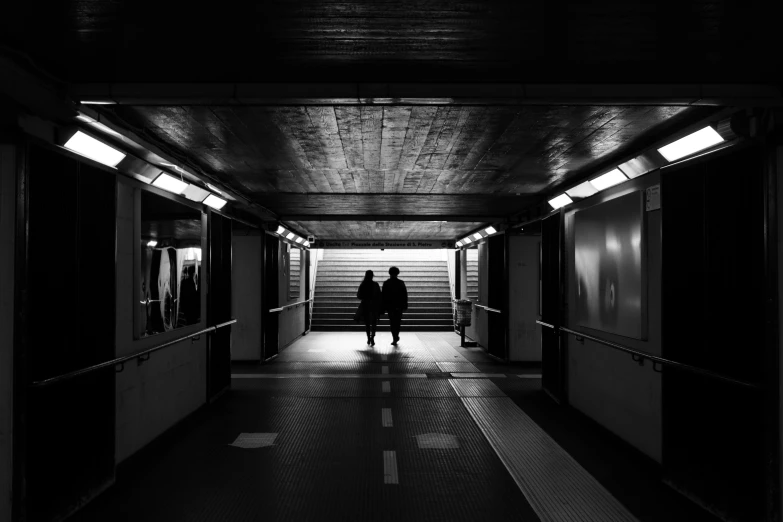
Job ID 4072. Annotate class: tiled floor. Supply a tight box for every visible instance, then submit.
[69,332,719,522]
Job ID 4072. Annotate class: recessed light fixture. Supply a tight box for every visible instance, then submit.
[147,240,158,247]
[589,169,627,191]
[566,181,599,199]
[472,232,483,240]
[276,226,286,235]
[295,237,304,243]
[286,232,295,240]
[203,194,227,210]
[455,240,463,247]
[484,226,497,235]
[152,173,188,194]
[548,194,573,210]
[183,184,211,202]
[463,236,473,244]
[206,183,225,196]
[658,126,725,162]
[63,131,126,167]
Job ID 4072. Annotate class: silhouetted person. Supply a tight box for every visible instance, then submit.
[180,265,200,325]
[357,270,383,346]
[382,266,408,345]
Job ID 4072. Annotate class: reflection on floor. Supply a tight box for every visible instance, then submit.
[70,332,719,522]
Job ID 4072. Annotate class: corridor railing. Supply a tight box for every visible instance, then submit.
[535,320,761,390]
[269,298,313,314]
[29,319,237,388]
[473,303,502,314]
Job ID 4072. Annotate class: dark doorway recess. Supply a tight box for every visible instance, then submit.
[541,212,566,403]
[661,145,767,522]
[486,234,507,359]
[21,144,116,521]
[263,236,280,359]
[304,248,312,332]
[208,212,232,400]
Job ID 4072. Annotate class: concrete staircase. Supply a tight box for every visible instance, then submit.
[311,250,453,331]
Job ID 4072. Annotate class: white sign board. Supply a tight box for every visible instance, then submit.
[311,239,454,249]
[645,185,661,211]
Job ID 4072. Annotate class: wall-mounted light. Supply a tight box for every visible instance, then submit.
[566,181,599,199]
[657,126,724,162]
[484,226,497,235]
[63,131,126,167]
[589,169,627,191]
[152,173,188,194]
[147,240,158,248]
[548,194,573,210]
[203,194,227,210]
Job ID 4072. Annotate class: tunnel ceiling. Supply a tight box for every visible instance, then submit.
[101,103,717,238]
[285,221,488,241]
[4,0,779,83]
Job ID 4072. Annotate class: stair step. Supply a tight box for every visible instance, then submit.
[310,325,454,332]
[314,297,452,304]
[313,306,450,313]
[312,318,454,325]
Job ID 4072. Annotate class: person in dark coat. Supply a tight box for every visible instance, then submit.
[382,266,408,345]
[357,270,383,346]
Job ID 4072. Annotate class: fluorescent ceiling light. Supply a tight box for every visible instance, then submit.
[203,194,227,210]
[76,114,94,123]
[548,194,573,210]
[152,173,188,194]
[589,169,627,191]
[566,181,599,199]
[484,226,497,235]
[455,240,463,247]
[206,183,225,196]
[286,232,295,240]
[658,126,724,162]
[63,131,126,167]
[295,237,304,243]
[472,233,483,240]
[183,184,211,202]
[463,236,473,244]
[303,241,310,247]
[80,100,116,105]
[147,240,158,247]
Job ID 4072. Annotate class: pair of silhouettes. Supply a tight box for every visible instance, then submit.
[356,267,408,346]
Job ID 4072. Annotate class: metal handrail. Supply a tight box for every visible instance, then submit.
[29,320,237,388]
[269,298,313,314]
[536,320,555,329]
[474,303,502,314]
[534,321,760,390]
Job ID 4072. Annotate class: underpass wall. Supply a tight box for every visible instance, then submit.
[563,172,662,463]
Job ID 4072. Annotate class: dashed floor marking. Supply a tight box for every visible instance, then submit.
[383,451,399,484]
[382,381,391,393]
[382,408,393,427]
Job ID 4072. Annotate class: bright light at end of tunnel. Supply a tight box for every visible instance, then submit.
[548,194,573,210]
[152,173,188,194]
[147,240,157,248]
[658,126,724,162]
[589,169,627,191]
[203,194,227,210]
[64,131,126,167]
[484,226,497,235]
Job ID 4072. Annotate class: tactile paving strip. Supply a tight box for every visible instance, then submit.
[436,361,480,373]
[456,394,639,522]
[449,379,508,398]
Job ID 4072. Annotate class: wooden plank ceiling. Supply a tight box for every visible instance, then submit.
[107,103,713,238]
